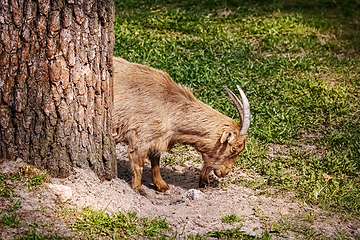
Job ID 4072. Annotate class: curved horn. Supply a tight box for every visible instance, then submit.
[224,85,251,135]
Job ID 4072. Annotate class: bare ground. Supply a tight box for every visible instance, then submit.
[0,144,359,239]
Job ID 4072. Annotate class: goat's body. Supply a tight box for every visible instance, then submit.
[113,57,247,191]
[114,57,232,152]
[113,57,194,153]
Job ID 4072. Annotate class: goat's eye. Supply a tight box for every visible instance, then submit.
[231,147,236,153]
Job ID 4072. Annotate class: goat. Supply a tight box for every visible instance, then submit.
[113,57,250,192]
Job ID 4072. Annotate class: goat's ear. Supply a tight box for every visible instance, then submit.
[220,131,234,144]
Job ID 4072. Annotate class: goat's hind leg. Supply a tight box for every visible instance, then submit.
[128,145,147,192]
[149,155,170,191]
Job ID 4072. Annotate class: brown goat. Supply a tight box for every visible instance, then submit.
[113,57,250,192]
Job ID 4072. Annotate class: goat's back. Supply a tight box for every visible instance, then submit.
[113,57,197,150]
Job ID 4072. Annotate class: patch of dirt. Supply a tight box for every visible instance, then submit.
[0,144,359,239]
[267,143,291,159]
[268,131,327,160]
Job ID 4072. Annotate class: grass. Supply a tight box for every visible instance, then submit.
[222,214,245,225]
[1,213,21,228]
[268,216,360,240]
[0,172,21,229]
[253,206,269,221]
[7,198,22,212]
[208,224,271,239]
[4,0,360,239]
[0,165,48,210]
[0,172,17,199]
[14,231,67,240]
[162,144,202,166]
[73,209,268,240]
[113,0,360,217]
[19,164,51,191]
[72,206,169,239]
[0,164,51,198]
[270,219,322,239]
[0,167,56,239]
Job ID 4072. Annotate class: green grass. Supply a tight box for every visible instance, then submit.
[113,0,360,217]
[186,234,209,240]
[1,213,20,228]
[0,172,21,231]
[14,231,67,240]
[7,198,22,212]
[19,164,50,191]
[72,206,169,239]
[0,176,22,229]
[208,224,271,239]
[222,214,245,225]
[0,172,17,199]
[269,216,360,240]
[270,219,323,239]
[163,144,202,166]
[0,164,50,199]
[0,168,57,238]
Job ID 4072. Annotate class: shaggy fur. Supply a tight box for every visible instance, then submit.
[113,57,246,191]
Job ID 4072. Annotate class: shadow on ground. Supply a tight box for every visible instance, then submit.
[116,144,220,191]
[117,158,221,191]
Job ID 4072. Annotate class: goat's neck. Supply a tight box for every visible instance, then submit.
[171,101,226,152]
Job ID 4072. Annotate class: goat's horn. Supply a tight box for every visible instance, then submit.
[224,85,251,135]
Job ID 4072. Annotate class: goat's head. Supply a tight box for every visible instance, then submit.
[199,85,250,188]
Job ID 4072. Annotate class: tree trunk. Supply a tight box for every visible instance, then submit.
[0,0,116,179]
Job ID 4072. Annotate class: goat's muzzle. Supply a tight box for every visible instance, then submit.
[213,165,231,178]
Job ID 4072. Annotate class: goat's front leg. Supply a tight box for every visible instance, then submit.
[149,155,169,192]
[199,164,212,188]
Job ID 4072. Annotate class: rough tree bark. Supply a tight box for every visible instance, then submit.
[0,0,117,179]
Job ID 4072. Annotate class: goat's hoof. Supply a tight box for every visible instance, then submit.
[155,181,170,192]
[199,180,210,189]
[132,184,148,197]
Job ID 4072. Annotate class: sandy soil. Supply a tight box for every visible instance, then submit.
[0,144,359,239]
